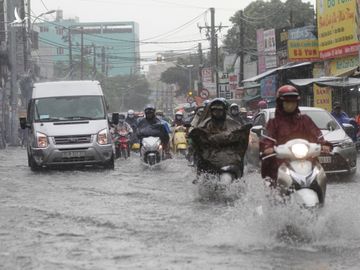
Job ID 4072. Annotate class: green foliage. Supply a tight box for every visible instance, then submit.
[223,0,314,54]
[100,74,150,112]
[53,55,94,80]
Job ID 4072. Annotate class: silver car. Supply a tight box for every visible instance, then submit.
[247,107,357,176]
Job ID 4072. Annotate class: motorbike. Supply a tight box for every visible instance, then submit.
[171,125,188,156]
[140,136,163,166]
[112,129,130,159]
[263,138,327,208]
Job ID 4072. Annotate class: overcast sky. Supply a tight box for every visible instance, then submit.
[31,0,316,65]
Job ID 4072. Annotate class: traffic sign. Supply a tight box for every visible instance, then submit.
[199,89,209,99]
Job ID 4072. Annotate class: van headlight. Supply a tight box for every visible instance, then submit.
[36,132,48,148]
[97,129,109,145]
[291,143,308,159]
[339,138,354,149]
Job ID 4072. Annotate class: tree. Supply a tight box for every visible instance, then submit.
[100,74,150,112]
[223,0,314,55]
[160,55,200,96]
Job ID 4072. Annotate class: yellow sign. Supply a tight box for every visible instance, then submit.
[313,84,332,111]
[328,55,358,75]
[317,0,359,59]
[288,39,319,61]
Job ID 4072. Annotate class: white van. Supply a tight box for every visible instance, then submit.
[20,80,114,170]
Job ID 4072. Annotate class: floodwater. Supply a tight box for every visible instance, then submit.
[1,147,360,269]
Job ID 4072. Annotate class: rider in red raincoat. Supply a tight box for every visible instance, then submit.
[260,85,331,184]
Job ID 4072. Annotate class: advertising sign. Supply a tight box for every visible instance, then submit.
[260,75,278,99]
[288,39,320,61]
[202,82,217,97]
[201,68,213,83]
[257,29,266,73]
[317,0,359,59]
[313,84,332,111]
[264,29,277,69]
[328,55,358,75]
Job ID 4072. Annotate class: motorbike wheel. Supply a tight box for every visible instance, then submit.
[115,147,121,159]
[121,148,128,159]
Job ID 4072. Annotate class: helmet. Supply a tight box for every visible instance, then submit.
[203,99,210,107]
[155,110,164,116]
[276,85,300,101]
[118,113,126,122]
[175,111,183,116]
[239,107,247,113]
[230,103,239,109]
[144,104,156,113]
[257,100,267,109]
[127,109,134,115]
[209,98,228,111]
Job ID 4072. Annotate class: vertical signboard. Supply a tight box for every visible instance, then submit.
[257,29,266,73]
[313,84,332,111]
[264,29,277,69]
[317,0,359,59]
[260,75,278,99]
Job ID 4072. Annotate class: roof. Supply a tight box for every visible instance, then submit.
[290,77,340,87]
[315,77,360,88]
[33,80,103,98]
[242,62,312,83]
[260,106,326,114]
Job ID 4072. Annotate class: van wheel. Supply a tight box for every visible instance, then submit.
[104,154,115,170]
[29,155,41,171]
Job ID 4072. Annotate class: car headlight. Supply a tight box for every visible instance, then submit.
[97,129,109,145]
[338,138,354,149]
[291,143,309,159]
[36,132,48,148]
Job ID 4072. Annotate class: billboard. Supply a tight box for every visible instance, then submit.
[313,84,332,111]
[264,29,277,69]
[317,0,359,59]
[257,29,266,73]
[288,26,319,62]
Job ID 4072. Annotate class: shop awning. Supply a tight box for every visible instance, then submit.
[242,95,261,102]
[315,77,360,88]
[333,66,359,77]
[242,62,312,83]
[290,77,340,87]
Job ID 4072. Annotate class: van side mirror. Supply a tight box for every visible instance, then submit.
[112,112,119,125]
[19,117,28,129]
[342,123,355,139]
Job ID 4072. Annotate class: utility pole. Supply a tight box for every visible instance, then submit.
[92,43,96,79]
[198,42,203,96]
[21,0,28,73]
[8,0,19,145]
[68,27,73,79]
[101,46,105,74]
[198,7,228,98]
[80,27,84,80]
[239,10,245,85]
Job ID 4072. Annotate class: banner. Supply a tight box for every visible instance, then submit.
[313,84,332,111]
[260,75,278,99]
[317,0,359,59]
[257,29,266,73]
[264,29,277,69]
[328,55,358,75]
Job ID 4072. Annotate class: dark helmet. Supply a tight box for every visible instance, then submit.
[144,104,156,119]
[257,100,267,109]
[209,98,228,111]
[118,113,126,122]
[276,85,300,101]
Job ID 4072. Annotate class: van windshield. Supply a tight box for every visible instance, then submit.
[34,96,106,121]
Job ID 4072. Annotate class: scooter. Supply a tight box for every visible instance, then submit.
[263,138,327,208]
[140,136,163,166]
[112,130,130,159]
[171,125,188,156]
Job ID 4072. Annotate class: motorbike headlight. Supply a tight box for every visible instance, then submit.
[291,143,309,159]
[36,132,48,148]
[97,129,109,145]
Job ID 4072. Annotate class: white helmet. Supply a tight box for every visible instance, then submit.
[175,111,183,116]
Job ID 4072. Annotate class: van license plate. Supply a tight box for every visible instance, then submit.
[62,151,85,158]
[319,156,332,164]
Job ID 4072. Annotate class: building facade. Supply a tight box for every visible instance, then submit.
[36,10,140,79]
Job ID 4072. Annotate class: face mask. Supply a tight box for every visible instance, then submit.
[283,101,298,113]
[211,109,226,121]
[128,114,134,118]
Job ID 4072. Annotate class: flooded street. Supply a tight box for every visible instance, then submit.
[1,147,360,269]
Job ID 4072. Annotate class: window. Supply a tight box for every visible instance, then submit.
[39,26,49,32]
[57,47,64,55]
[56,27,64,35]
